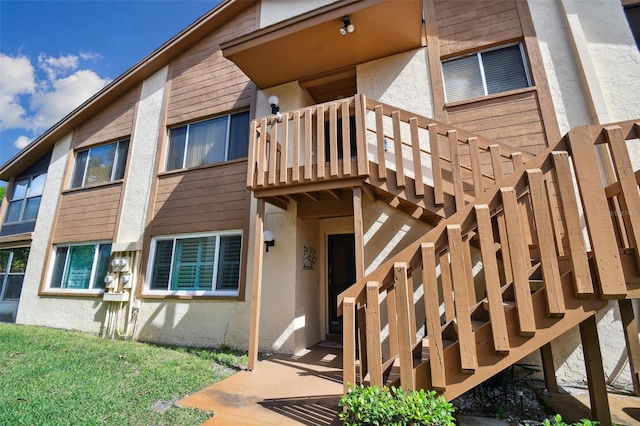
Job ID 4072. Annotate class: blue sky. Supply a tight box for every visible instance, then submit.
[0,0,221,176]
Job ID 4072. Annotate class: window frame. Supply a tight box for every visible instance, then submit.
[0,248,29,301]
[3,173,46,225]
[145,230,243,297]
[70,139,129,189]
[46,242,112,294]
[164,110,250,171]
[441,42,532,103]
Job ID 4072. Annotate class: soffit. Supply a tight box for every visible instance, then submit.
[222,0,424,89]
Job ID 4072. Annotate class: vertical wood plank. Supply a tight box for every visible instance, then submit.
[256,118,268,187]
[552,152,593,296]
[355,94,368,176]
[501,187,536,336]
[392,111,405,188]
[449,130,465,211]
[421,243,446,390]
[304,108,313,180]
[375,105,386,180]
[468,137,483,198]
[315,107,325,179]
[407,271,417,345]
[248,198,265,371]
[579,315,613,426]
[512,152,524,171]
[439,250,456,323]
[366,282,383,388]
[342,100,352,176]
[448,225,477,372]
[619,299,640,396]
[496,212,513,285]
[475,205,510,354]
[545,177,566,257]
[410,117,424,196]
[387,286,399,359]
[394,262,416,389]
[292,111,301,183]
[279,113,289,185]
[607,126,640,268]
[490,145,504,183]
[430,124,444,205]
[463,237,477,304]
[567,127,626,298]
[353,187,365,281]
[527,169,565,317]
[343,297,357,394]
[268,120,278,185]
[246,119,257,188]
[540,343,558,393]
[357,305,368,383]
[329,104,338,177]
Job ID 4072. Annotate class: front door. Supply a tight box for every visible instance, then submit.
[327,234,356,335]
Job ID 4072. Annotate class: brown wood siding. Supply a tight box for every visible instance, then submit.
[435,0,523,57]
[166,6,257,126]
[148,161,248,236]
[447,91,547,153]
[53,184,122,243]
[72,85,140,149]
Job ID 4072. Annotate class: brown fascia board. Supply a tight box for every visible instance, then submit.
[220,0,382,55]
[0,0,257,181]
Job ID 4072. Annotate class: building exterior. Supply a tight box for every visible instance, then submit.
[1,0,639,421]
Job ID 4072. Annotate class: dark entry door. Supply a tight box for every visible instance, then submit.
[327,234,356,335]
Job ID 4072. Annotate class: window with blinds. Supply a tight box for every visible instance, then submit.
[165,110,250,171]
[442,44,531,103]
[148,232,242,295]
[48,243,111,291]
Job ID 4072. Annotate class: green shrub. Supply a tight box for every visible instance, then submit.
[530,414,599,426]
[338,384,455,426]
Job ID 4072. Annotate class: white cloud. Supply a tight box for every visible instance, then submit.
[0,54,36,96]
[0,52,111,137]
[38,53,79,80]
[14,135,31,149]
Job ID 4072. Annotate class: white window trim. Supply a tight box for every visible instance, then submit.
[144,230,243,297]
[45,241,111,294]
[164,110,248,171]
[441,42,532,103]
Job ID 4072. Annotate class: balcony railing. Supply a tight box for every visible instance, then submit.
[247,94,532,211]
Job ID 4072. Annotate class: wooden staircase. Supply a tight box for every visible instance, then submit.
[337,120,640,422]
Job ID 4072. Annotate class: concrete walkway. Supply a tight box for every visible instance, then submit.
[178,344,344,425]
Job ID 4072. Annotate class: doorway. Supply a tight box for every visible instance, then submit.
[327,233,356,336]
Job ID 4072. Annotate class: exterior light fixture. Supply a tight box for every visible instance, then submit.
[268,95,280,115]
[339,16,355,36]
[264,230,275,252]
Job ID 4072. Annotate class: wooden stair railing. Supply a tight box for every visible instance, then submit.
[247,94,532,217]
[339,120,640,402]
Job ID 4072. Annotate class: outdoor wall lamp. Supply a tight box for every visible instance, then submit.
[268,95,280,114]
[339,16,355,36]
[264,230,275,252]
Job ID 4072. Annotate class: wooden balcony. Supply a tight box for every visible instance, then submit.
[247,94,531,219]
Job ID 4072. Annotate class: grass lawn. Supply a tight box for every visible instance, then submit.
[0,323,247,425]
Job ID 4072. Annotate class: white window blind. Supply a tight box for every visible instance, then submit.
[442,44,530,103]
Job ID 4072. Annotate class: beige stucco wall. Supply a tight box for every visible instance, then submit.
[524,0,640,391]
[259,0,338,28]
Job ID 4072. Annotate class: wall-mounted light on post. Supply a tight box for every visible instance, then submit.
[264,230,275,252]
